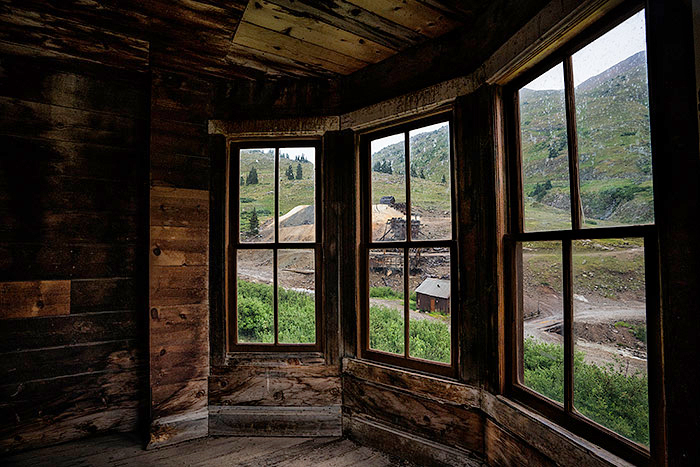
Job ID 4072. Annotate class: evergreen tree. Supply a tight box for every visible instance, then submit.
[386,162,392,175]
[441,174,446,184]
[246,167,258,185]
[410,164,418,178]
[248,208,259,236]
[373,161,382,172]
[296,163,303,180]
[240,176,245,186]
[420,169,426,179]
[286,164,294,180]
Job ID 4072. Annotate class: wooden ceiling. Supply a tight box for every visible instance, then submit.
[0,0,484,80]
[229,0,473,77]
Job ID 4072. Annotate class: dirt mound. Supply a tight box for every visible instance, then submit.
[279,205,314,227]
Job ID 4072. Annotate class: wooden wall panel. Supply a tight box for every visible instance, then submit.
[0,38,147,453]
[0,281,70,319]
[147,69,213,449]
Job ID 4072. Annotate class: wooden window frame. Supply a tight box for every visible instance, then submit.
[502,4,665,465]
[227,139,323,352]
[359,112,458,378]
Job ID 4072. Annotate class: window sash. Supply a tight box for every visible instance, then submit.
[228,141,323,352]
[504,5,661,463]
[359,113,458,377]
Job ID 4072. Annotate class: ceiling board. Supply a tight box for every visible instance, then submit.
[261,0,426,51]
[347,0,461,38]
[243,0,395,64]
[234,21,369,75]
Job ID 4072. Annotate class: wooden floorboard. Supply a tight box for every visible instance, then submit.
[2,433,416,466]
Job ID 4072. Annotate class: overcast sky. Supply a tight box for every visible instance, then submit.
[524,10,646,91]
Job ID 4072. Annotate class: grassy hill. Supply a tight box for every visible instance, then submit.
[519,51,654,229]
[371,124,450,183]
[238,149,315,236]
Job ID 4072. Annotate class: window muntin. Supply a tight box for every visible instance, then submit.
[508,8,656,460]
[229,142,321,351]
[361,114,456,376]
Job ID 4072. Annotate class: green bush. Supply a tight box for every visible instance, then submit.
[523,338,649,446]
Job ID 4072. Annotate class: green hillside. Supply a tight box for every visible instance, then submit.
[371,124,450,183]
[238,149,315,236]
[519,51,654,229]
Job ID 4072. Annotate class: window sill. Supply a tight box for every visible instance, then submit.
[214,351,327,370]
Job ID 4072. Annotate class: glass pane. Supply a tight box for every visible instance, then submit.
[573,238,648,446]
[278,249,316,344]
[371,133,406,241]
[520,241,564,404]
[237,249,274,344]
[279,148,316,242]
[409,248,451,363]
[369,248,405,355]
[409,122,452,240]
[519,63,572,232]
[573,11,654,228]
[239,148,275,243]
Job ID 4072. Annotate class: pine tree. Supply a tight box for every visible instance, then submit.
[296,163,303,180]
[387,162,392,175]
[286,164,294,180]
[420,169,426,179]
[441,174,446,184]
[240,176,245,186]
[410,164,418,178]
[373,161,381,172]
[246,167,258,185]
[248,208,259,236]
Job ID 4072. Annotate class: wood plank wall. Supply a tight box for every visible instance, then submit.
[148,68,214,448]
[0,45,149,453]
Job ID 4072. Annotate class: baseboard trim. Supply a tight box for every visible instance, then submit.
[148,408,209,449]
[209,405,342,437]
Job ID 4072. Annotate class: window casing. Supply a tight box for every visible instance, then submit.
[504,6,662,464]
[228,140,323,352]
[359,112,458,377]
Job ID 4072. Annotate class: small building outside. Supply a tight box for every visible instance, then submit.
[379,195,395,205]
[415,278,451,314]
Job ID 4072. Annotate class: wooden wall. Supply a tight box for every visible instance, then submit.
[0,45,149,452]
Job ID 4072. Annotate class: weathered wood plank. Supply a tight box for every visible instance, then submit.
[484,418,554,467]
[225,42,337,78]
[150,153,210,190]
[348,0,461,38]
[208,405,342,437]
[151,378,208,420]
[0,135,142,182]
[0,242,136,281]
[1,339,139,385]
[0,53,148,116]
[0,370,142,454]
[70,278,136,314]
[150,187,209,229]
[343,375,484,454]
[151,226,208,267]
[264,0,424,51]
[149,266,208,307]
[151,119,208,163]
[209,367,341,407]
[0,310,137,352]
[0,5,149,71]
[0,280,70,319]
[343,358,480,408]
[344,415,483,467]
[149,408,208,449]
[243,1,394,64]
[233,22,368,75]
[0,96,144,147]
[150,70,214,124]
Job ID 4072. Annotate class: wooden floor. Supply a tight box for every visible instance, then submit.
[3,433,415,466]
